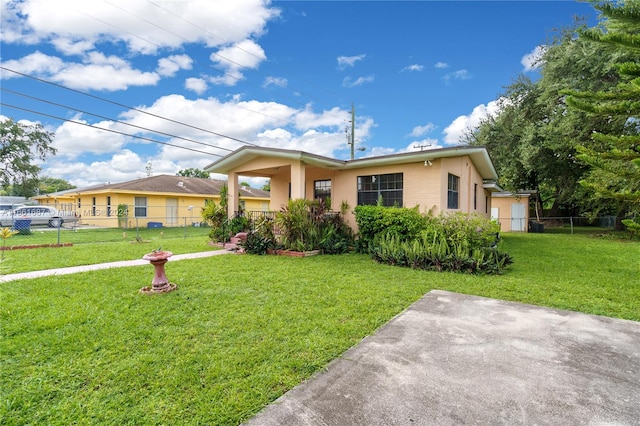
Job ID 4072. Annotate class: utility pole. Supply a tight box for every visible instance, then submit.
[350,102,355,160]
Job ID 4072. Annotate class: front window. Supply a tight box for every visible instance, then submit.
[92,197,97,216]
[314,180,331,204]
[357,173,403,206]
[447,173,459,209]
[107,196,112,217]
[134,197,147,217]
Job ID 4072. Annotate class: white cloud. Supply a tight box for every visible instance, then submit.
[0,51,65,78]
[434,62,449,69]
[2,0,279,55]
[1,50,160,90]
[56,61,160,91]
[263,76,288,88]
[1,0,278,90]
[44,150,155,187]
[185,77,208,94]
[343,75,375,88]
[443,69,470,84]
[522,45,546,72]
[337,54,366,70]
[157,54,193,77]
[401,64,424,72]
[443,100,502,145]
[409,123,436,137]
[294,106,349,130]
[118,95,296,153]
[209,39,266,86]
[52,115,128,159]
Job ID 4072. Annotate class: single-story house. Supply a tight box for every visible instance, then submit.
[490,191,535,232]
[205,146,502,231]
[34,174,270,228]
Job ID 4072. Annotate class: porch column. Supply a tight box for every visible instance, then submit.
[227,172,239,219]
[290,161,306,199]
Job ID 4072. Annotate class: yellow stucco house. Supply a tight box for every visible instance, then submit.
[34,174,270,228]
[205,146,501,231]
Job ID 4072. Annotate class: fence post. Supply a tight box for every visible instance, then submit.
[184,217,187,239]
[570,216,574,235]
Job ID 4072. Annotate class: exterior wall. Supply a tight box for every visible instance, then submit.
[491,195,531,232]
[37,191,269,227]
[439,156,490,217]
[222,154,492,231]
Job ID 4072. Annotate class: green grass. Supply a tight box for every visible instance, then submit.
[0,229,217,274]
[2,225,211,246]
[1,233,638,425]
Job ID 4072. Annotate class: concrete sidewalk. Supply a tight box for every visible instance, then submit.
[0,249,234,283]
[245,290,640,425]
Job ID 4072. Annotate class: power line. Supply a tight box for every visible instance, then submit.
[145,0,266,63]
[0,66,259,147]
[98,0,348,121]
[1,87,233,154]
[0,103,222,157]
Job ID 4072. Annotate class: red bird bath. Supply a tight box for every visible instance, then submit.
[140,250,177,294]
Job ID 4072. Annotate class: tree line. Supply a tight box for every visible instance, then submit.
[467,0,639,220]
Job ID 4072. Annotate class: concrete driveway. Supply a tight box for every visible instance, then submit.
[245,290,640,425]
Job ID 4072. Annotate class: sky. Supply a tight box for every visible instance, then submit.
[0,0,599,188]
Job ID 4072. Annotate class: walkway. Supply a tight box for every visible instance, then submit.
[245,290,640,425]
[0,249,235,283]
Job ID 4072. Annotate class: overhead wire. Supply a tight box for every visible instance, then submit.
[106,0,349,121]
[0,102,222,157]
[1,1,354,154]
[53,4,309,125]
[1,87,234,153]
[0,66,259,147]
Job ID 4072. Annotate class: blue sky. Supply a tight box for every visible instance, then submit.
[0,0,597,188]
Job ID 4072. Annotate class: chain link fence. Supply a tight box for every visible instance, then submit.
[526,216,625,234]
[1,203,215,246]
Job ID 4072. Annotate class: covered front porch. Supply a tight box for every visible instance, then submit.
[206,146,348,223]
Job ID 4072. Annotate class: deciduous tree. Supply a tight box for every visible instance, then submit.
[0,117,56,193]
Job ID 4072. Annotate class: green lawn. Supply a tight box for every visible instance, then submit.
[1,233,638,425]
[1,227,216,274]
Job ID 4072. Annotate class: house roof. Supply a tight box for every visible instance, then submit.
[492,190,537,198]
[35,175,270,199]
[205,145,499,180]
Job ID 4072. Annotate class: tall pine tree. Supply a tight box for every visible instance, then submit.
[564,0,640,216]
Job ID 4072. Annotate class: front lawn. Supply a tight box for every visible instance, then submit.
[0,228,216,274]
[1,233,638,425]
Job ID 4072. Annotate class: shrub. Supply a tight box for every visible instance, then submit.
[370,230,512,275]
[622,217,640,240]
[202,199,227,242]
[356,206,510,274]
[272,199,354,252]
[437,212,501,251]
[239,215,279,255]
[354,205,427,251]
